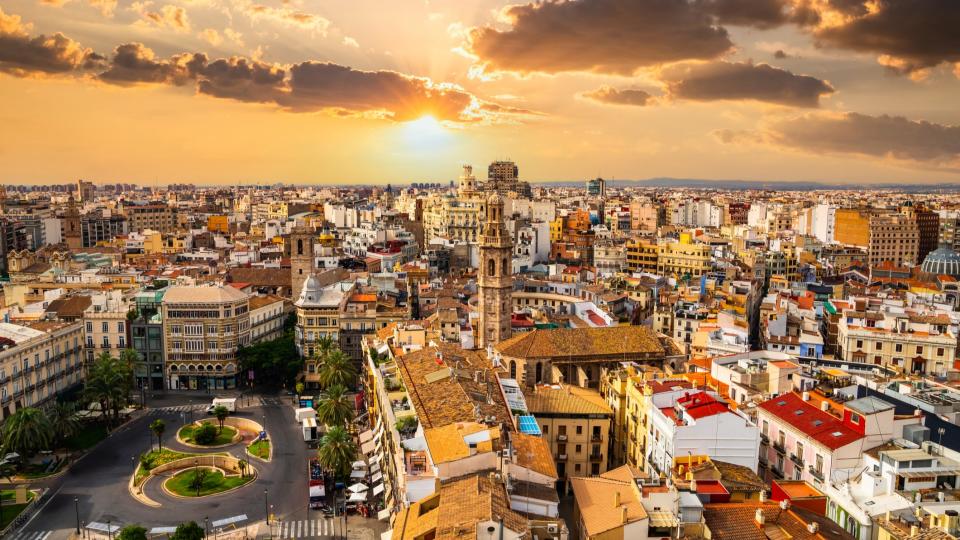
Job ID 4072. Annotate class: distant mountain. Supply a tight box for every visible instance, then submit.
[533,177,960,192]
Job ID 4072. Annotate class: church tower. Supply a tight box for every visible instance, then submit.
[289,222,315,299]
[477,194,513,348]
[458,165,478,196]
[63,196,82,250]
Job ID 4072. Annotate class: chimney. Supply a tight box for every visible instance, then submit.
[821,401,830,412]
[807,522,819,534]
[911,526,920,537]
[755,509,766,526]
[802,391,810,401]
[614,490,621,508]
[759,490,767,503]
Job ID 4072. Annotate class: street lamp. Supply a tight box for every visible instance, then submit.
[204,517,209,539]
[107,520,113,540]
[264,489,269,525]
[74,497,80,534]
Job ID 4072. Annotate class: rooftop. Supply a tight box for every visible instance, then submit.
[163,285,249,304]
[495,325,665,359]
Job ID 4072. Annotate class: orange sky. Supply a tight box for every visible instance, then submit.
[1,0,959,185]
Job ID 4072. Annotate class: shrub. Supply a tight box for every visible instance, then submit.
[170,522,204,540]
[118,525,148,540]
[193,423,217,445]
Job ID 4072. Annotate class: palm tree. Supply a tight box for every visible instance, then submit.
[318,351,357,389]
[314,336,336,362]
[316,426,357,480]
[237,459,248,478]
[2,407,53,458]
[48,402,81,447]
[315,385,354,427]
[84,352,133,424]
[149,419,166,452]
[212,405,229,432]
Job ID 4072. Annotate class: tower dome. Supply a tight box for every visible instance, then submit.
[921,244,960,278]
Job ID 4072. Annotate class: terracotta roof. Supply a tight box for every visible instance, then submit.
[495,325,664,359]
[423,422,498,464]
[702,502,855,540]
[523,384,612,416]
[570,474,647,537]
[226,267,291,289]
[248,294,285,310]
[511,432,558,479]
[757,392,862,450]
[45,295,92,319]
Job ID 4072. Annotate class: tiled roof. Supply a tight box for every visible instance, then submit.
[396,343,513,430]
[757,392,862,450]
[495,325,665,359]
[45,295,92,319]
[423,422,498,464]
[163,285,249,304]
[511,432,558,479]
[702,502,855,540]
[570,475,647,537]
[248,294,285,310]
[523,384,612,416]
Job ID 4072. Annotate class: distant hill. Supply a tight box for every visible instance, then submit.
[532,177,960,192]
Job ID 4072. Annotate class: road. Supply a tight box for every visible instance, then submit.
[8,391,316,540]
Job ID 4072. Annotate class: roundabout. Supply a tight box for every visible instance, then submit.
[177,422,240,447]
[163,465,255,498]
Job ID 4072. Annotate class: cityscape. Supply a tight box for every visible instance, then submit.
[3,1,960,540]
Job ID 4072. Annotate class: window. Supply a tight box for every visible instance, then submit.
[778,431,785,447]
[559,425,567,436]
[207,325,217,334]
[101,322,108,332]
[856,340,863,349]
[117,322,124,332]
[938,348,945,357]
[576,425,583,435]
[895,343,903,352]
[86,322,92,332]
[102,336,110,347]
[876,342,882,350]
[575,444,582,454]
[762,420,769,436]
[119,336,125,348]
[796,442,804,458]
[917,346,924,354]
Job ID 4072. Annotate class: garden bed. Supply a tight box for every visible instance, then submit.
[164,468,253,497]
[246,439,271,460]
[0,490,36,529]
[177,423,238,446]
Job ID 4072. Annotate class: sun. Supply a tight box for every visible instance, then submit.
[400,115,450,148]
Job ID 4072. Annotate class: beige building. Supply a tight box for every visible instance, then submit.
[162,285,251,390]
[524,383,613,484]
[82,290,130,363]
[123,203,176,233]
[868,213,919,268]
[249,294,287,343]
[0,321,84,421]
[294,277,353,388]
[837,308,956,376]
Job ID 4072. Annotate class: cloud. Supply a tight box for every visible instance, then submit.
[719,112,960,167]
[97,42,205,85]
[466,0,734,75]
[0,7,102,76]
[699,0,790,29]
[243,4,330,34]
[659,61,834,107]
[582,86,653,107]
[199,28,222,46]
[341,36,359,48]
[807,0,960,76]
[223,28,243,46]
[196,56,286,103]
[137,4,191,32]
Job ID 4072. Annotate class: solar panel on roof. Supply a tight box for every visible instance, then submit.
[517,415,542,436]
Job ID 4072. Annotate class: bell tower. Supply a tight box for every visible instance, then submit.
[289,222,314,299]
[63,196,82,250]
[477,194,513,348]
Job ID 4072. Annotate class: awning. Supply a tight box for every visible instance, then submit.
[348,492,367,502]
[648,511,679,528]
[373,483,385,496]
[899,469,960,478]
[359,430,374,444]
[370,462,381,474]
[371,471,383,483]
[373,451,384,464]
[352,460,367,469]
[361,441,376,454]
[348,483,369,493]
[309,485,325,497]
[211,515,247,528]
[350,470,366,479]
[86,522,121,534]
[378,510,391,522]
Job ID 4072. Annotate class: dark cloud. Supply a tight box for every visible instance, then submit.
[720,113,960,166]
[698,0,789,29]
[467,0,734,75]
[811,0,960,75]
[0,8,100,76]
[774,49,789,59]
[98,43,205,86]
[661,61,834,107]
[582,86,653,107]
[196,56,286,103]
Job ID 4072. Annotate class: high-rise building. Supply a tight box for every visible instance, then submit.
[868,213,919,268]
[484,160,531,197]
[904,205,939,263]
[476,194,513,348]
[586,177,606,197]
[77,179,95,202]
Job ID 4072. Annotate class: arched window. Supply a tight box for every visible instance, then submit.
[297,238,304,255]
[509,361,516,379]
[535,362,543,383]
[487,258,495,276]
[502,258,508,275]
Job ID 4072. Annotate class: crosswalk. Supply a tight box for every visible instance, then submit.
[270,518,340,538]
[143,397,275,417]
[143,404,206,416]
[7,530,53,540]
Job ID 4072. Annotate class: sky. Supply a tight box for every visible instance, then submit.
[1,0,960,186]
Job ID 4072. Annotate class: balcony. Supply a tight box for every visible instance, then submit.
[589,453,603,462]
[557,434,568,442]
[758,455,769,468]
[773,441,786,454]
[557,454,568,461]
[591,434,603,442]
[770,466,784,479]
[808,466,825,482]
[760,433,769,444]
[790,454,805,467]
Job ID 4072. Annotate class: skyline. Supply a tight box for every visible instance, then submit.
[2,0,960,185]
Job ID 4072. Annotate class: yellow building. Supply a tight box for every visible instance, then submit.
[550,218,563,242]
[834,208,871,248]
[207,215,230,234]
[658,233,711,278]
[626,238,658,273]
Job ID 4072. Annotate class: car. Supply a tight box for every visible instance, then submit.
[205,404,216,414]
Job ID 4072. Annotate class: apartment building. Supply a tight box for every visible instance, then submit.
[161,285,251,390]
[836,307,956,376]
[0,321,84,421]
[626,238,658,273]
[658,233,712,278]
[82,290,130,363]
[123,202,176,233]
[294,277,353,388]
[248,294,287,343]
[868,213,919,268]
[524,383,613,482]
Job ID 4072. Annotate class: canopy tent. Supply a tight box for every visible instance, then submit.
[359,430,374,444]
[372,483,385,496]
[378,509,391,521]
[309,485,325,497]
[348,483,368,493]
[348,492,367,502]
[370,462,381,474]
[350,470,366,479]
[371,471,383,483]
[352,460,367,469]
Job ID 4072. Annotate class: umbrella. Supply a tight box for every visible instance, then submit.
[350,470,366,479]
[348,492,367,502]
[352,460,367,469]
[348,483,368,493]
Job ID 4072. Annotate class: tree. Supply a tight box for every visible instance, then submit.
[315,385,354,428]
[149,419,166,451]
[2,407,53,458]
[318,350,357,389]
[238,459,248,478]
[189,468,209,492]
[118,525,148,540]
[48,402,81,447]
[193,423,217,445]
[84,352,133,424]
[212,406,229,432]
[314,335,336,362]
[170,522,205,540]
[316,426,357,480]
[236,331,302,388]
[295,382,305,396]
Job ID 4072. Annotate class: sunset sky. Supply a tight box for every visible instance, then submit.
[1,0,959,185]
